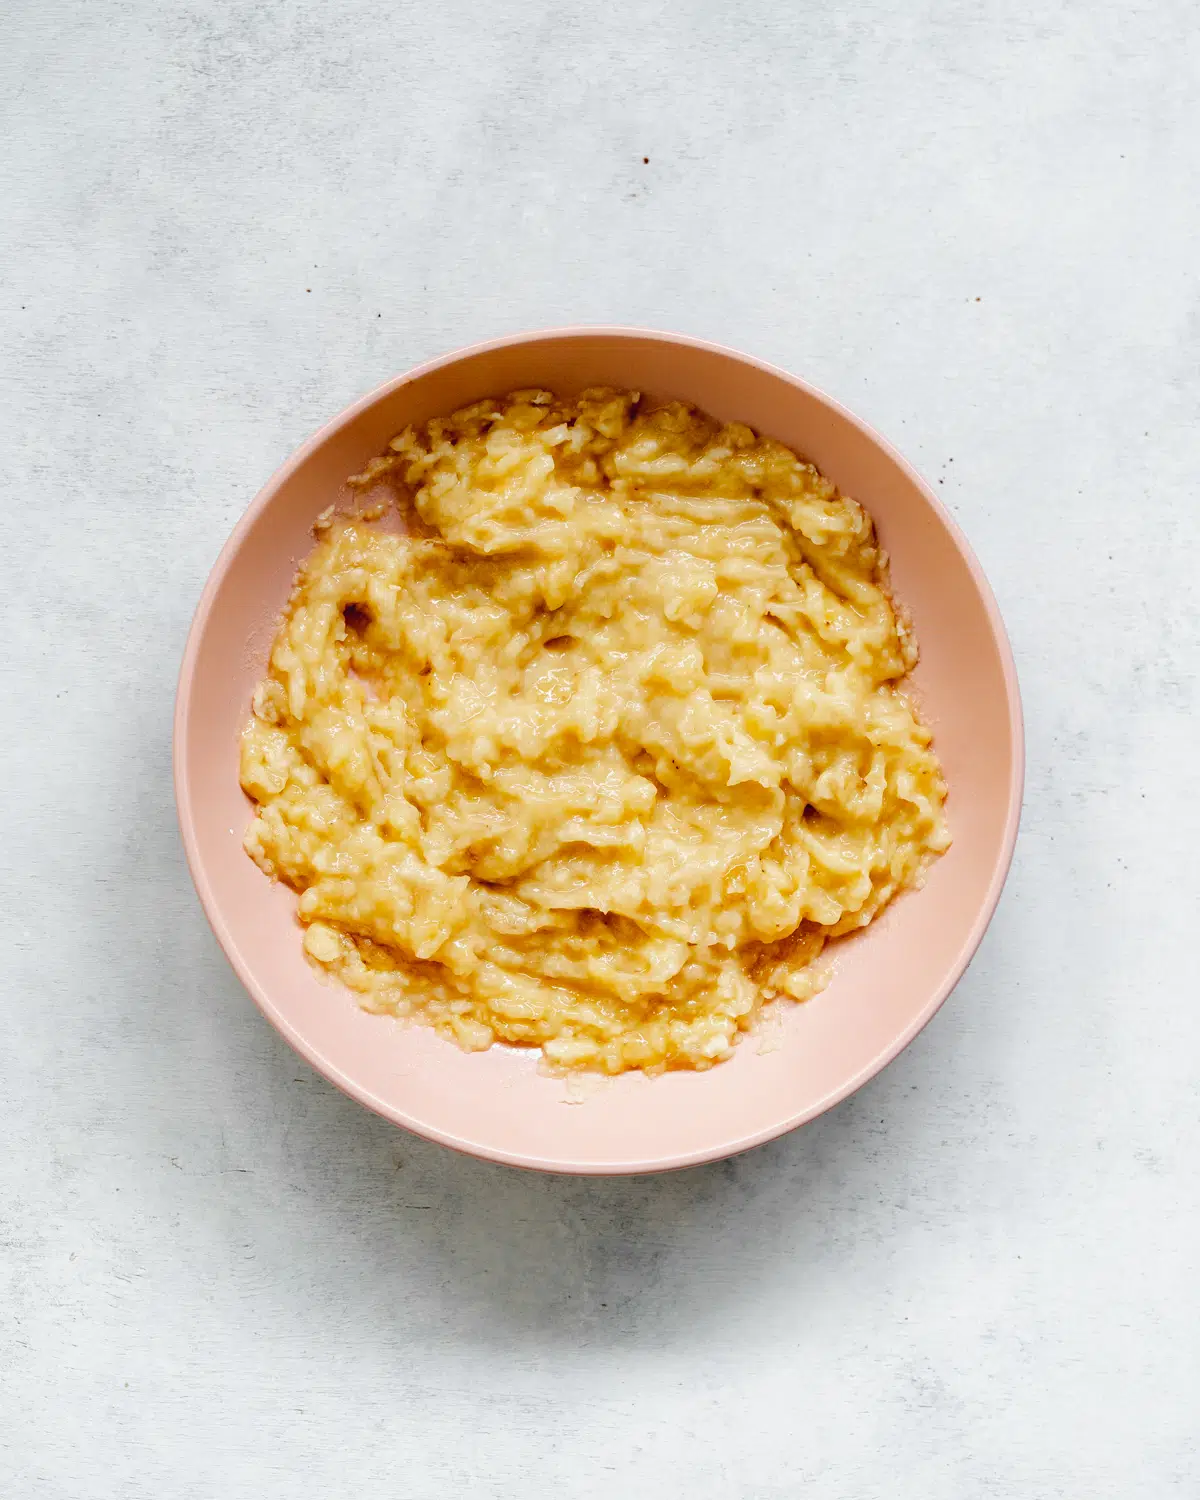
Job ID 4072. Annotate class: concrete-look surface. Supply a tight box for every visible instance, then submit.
[2,2,1196,1495]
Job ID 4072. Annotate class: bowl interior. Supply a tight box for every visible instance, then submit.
[175,331,1021,1173]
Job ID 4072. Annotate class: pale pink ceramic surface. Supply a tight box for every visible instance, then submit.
[174,328,1023,1174]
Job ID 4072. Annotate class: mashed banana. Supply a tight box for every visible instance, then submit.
[240,389,949,1073]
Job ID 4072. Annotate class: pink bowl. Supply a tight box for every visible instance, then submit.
[174,328,1023,1174]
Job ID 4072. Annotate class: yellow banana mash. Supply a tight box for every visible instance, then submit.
[240,389,949,1073]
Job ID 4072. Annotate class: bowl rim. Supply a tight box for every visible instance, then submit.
[173,325,1025,1174]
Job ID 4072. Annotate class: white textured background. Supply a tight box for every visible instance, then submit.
[3,2,1198,1495]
